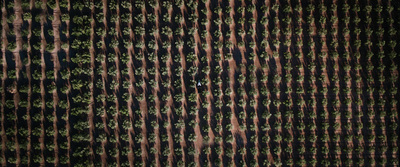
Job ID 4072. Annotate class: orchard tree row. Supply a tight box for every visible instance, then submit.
[1,0,399,166]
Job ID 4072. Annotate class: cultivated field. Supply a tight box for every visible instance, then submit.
[1,0,399,166]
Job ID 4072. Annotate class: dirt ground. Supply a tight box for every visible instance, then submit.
[1,0,399,167]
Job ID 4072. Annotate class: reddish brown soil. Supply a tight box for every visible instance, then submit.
[1,0,399,167]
